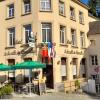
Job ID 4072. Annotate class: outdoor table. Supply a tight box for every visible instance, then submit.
[26,83,34,93]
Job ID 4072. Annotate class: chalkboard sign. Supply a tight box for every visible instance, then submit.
[39,82,46,95]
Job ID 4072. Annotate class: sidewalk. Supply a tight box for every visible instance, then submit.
[12,92,38,98]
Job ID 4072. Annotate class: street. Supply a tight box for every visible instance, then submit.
[11,93,100,100]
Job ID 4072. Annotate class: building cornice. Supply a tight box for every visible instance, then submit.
[88,13,100,21]
[71,0,89,10]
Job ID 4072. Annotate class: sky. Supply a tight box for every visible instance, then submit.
[81,0,89,4]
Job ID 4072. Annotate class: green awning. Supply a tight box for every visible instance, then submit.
[0,64,11,71]
[14,61,46,70]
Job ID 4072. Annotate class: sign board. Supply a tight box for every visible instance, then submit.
[39,82,46,95]
[28,32,35,47]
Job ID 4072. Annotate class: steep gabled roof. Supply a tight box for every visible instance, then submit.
[88,21,100,35]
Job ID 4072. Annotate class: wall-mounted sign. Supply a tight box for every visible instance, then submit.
[28,32,36,47]
[4,47,34,56]
[64,49,84,55]
[4,50,19,56]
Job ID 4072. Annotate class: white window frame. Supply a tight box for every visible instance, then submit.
[80,32,85,48]
[24,0,31,13]
[91,55,98,65]
[40,0,51,11]
[59,1,65,16]
[23,24,32,44]
[7,4,14,18]
[60,25,66,44]
[41,23,52,43]
[72,58,77,79]
[61,58,67,81]
[7,27,15,47]
[71,29,77,47]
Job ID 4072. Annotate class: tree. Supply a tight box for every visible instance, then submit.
[96,0,100,18]
[87,0,100,18]
[88,0,97,16]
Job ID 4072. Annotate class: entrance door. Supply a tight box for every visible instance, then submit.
[8,59,15,83]
[43,64,54,89]
[24,58,32,83]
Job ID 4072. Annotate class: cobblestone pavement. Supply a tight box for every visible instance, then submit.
[10,93,100,100]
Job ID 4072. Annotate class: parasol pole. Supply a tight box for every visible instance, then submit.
[29,69,32,96]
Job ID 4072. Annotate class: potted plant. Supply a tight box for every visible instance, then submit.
[1,84,14,99]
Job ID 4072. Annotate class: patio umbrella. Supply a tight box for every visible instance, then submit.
[14,61,46,96]
[0,64,11,71]
[0,64,12,83]
[14,61,46,70]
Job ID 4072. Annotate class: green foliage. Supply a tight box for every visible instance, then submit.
[0,85,14,95]
[87,0,100,18]
[88,0,97,16]
[75,80,80,89]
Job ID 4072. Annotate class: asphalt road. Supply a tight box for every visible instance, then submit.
[11,93,100,100]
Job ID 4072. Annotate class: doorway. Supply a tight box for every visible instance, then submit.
[8,59,15,83]
[23,58,32,83]
[43,57,54,89]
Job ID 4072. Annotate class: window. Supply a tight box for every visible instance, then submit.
[60,25,66,44]
[40,0,51,11]
[8,59,15,83]
[7,4,14,18]
[41,23,52,43]
[7,27,15,47]
[80,32,85,48]
[79,11,84,24]
[91,55,98,65]
[23,0,31,14]
[71,29,77,47]
[72,58,77,79]
[23,24,32,44]
[61,58,67,81]
[70,7,75,20]
[91,74,99,80]
[80,58,86,78]
[90,40,95,46]
[59,1,65,16]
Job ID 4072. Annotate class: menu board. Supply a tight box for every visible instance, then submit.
[39,82,46,95]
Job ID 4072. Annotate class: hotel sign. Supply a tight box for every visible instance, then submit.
[4,48,35,56]
[64,49,84,55]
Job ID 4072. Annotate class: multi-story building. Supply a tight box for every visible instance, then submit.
[87,21,100,94]
[0,0,92,91]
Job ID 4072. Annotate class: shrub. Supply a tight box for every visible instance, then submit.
[1,85,14,95]
[75,80,80,89]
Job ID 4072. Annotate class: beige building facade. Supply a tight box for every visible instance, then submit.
[87,21,100,93]
[0,0,96,91]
